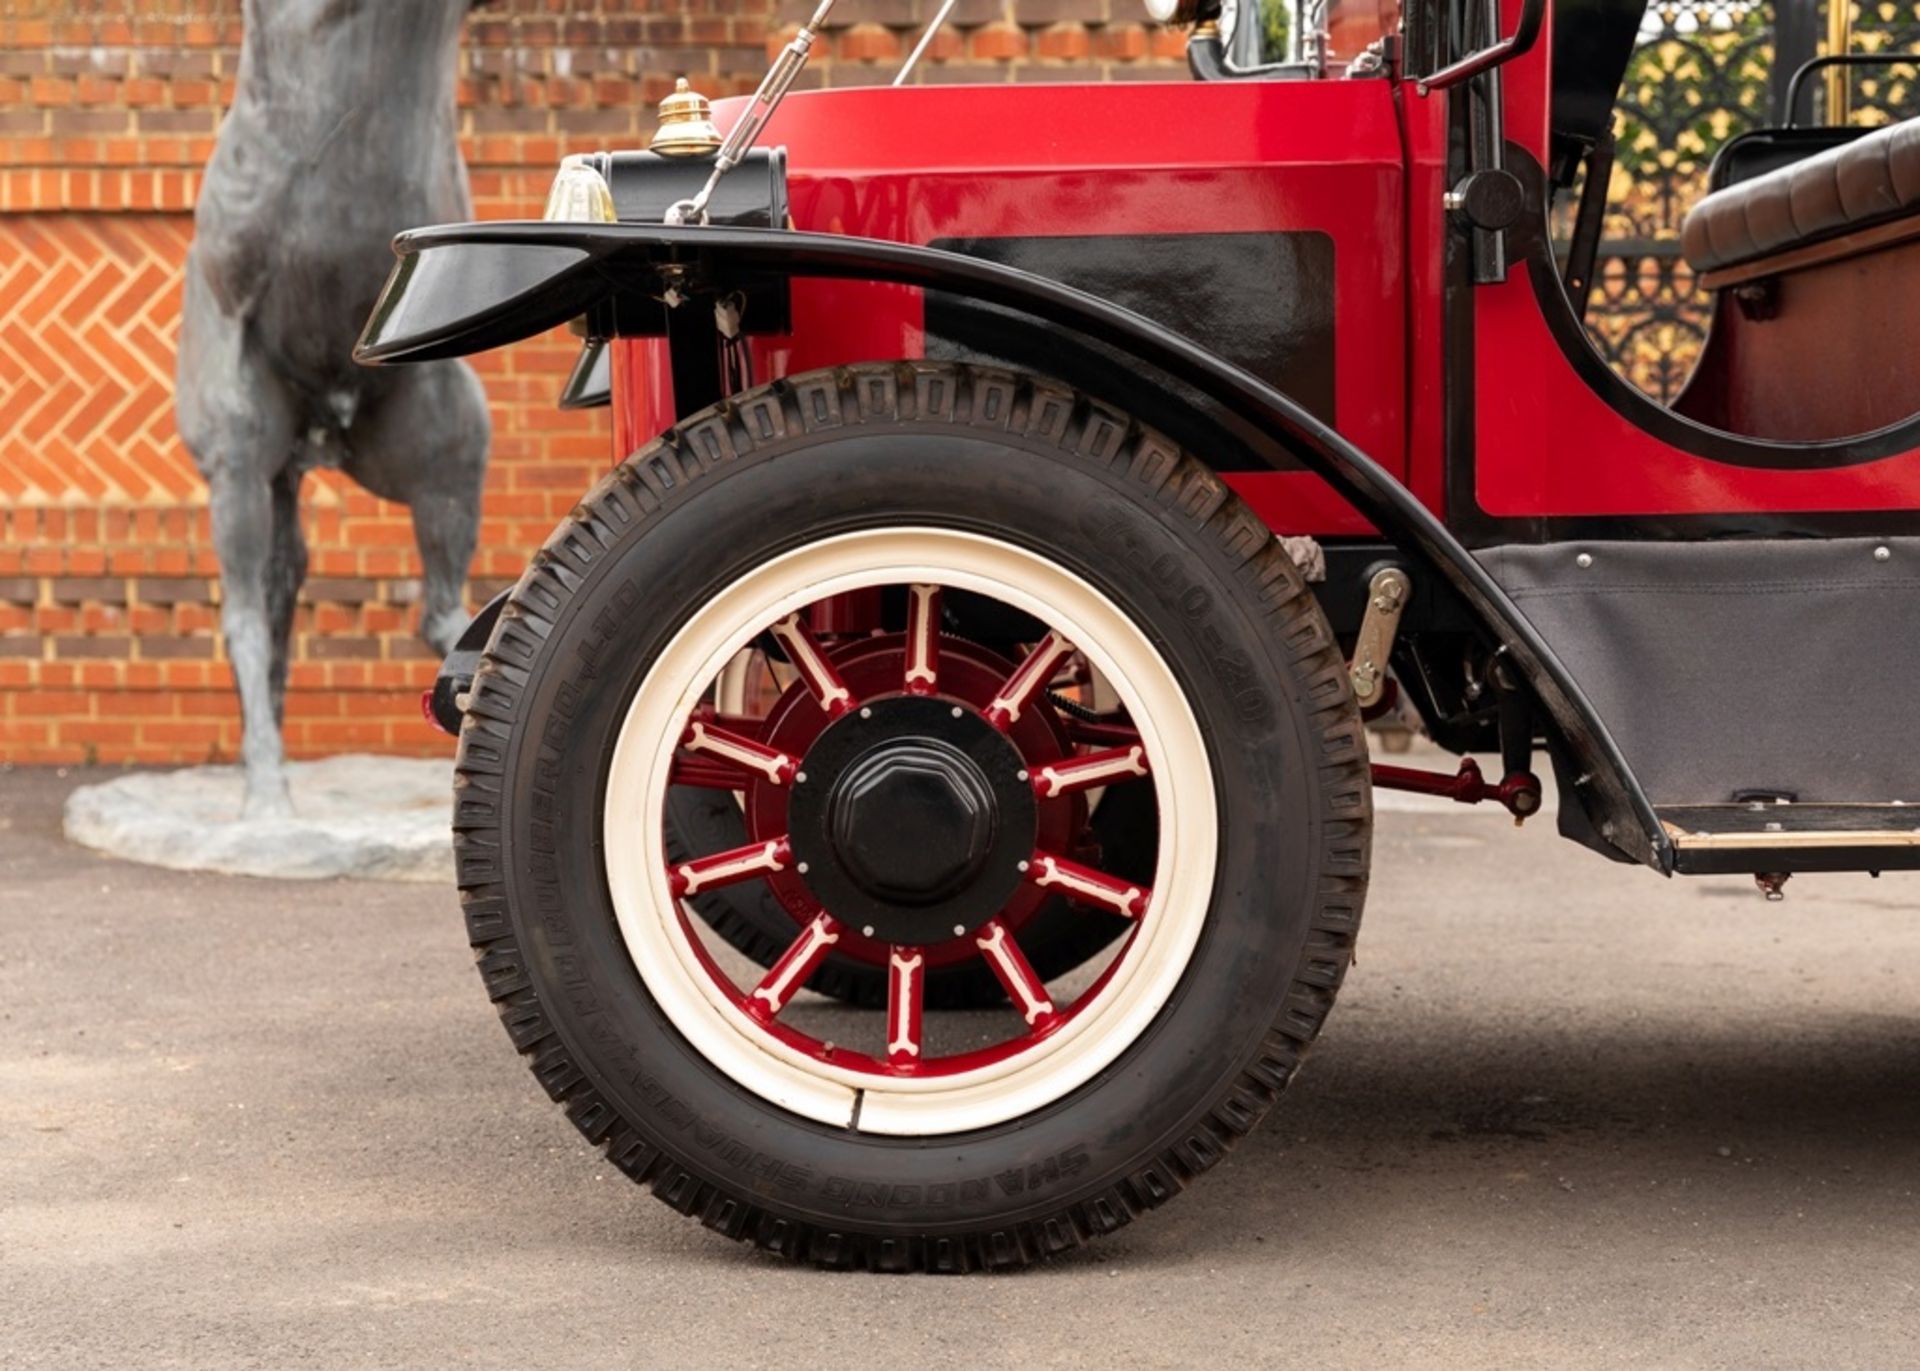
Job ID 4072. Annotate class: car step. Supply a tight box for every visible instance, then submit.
[1659,802,1920,875]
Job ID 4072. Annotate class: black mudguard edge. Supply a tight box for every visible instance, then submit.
[430,589,511,735]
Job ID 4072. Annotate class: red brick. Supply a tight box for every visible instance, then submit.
[837,22,901,61]
[921,28,967,62]
[1033,22,1092,60]
[139,720,224,746]
[1149,25,1188,59]
[12,744,89,765]
[15,690,90,717]
[1092,23,1150,60]
[306,721,392,748]
[102,693,186,718]
[970,22,1028,60]
[62,719,137,747]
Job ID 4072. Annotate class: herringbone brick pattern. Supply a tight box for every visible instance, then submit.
[0,198,617,762]
[0,210,615,763]
[0,214,199,506]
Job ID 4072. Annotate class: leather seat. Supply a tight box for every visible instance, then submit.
[1681,115,1920,273]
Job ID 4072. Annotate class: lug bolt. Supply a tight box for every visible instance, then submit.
[796,861,810,874]
[860,707,873,719]
[951,705,964,718]
[862,925,875,937]
[953,924,966,937]
[1575,552,1593,569]
[795,771,807,784]
[1875,545,1892,562]
[1017,859,1030,873]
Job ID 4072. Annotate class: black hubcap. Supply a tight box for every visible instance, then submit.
[828,738,995,904]
[788,696,1037,946]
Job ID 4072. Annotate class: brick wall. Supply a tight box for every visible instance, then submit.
[783,0,1187,82]
[0,0,1179,766]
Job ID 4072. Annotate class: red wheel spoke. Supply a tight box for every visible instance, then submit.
[985,631,1075,730]
[681,719,797,786]
[669,753,756,790]
[746,912,842,1022]
[974,918,1059,1030]
[1032,744,1150,799]
[669,836,791,899]
[769,612,855,717]
[903,582,941,695]
[1027,849,1150,919]
[886,947,926,1067]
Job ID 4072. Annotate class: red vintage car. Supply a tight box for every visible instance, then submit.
[358,0,1920,1269]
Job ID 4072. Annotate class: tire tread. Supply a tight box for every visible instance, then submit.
[453,362,1371,1272]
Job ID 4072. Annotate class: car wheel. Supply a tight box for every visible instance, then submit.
[454,363,1369,1269]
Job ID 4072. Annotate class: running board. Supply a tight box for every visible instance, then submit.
[1660,803,1920,875]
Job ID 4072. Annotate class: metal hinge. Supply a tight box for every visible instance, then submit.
[1349,567,1410,708]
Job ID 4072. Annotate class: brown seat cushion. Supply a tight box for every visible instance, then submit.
[1681,115,1920,273]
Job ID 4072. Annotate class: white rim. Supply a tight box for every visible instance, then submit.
[602,528,1218,1137]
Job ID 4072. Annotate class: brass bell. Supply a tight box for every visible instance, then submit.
[650,78,722,158]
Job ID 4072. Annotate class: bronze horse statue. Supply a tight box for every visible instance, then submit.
[177,0,490,817]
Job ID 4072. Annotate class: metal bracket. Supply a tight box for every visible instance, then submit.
[1349,567,1410,708]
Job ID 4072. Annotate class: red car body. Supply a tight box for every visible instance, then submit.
[610,7,1920,543]
[615,79,1415,537]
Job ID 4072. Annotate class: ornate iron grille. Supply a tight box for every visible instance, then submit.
[1556,1,1773,403]
[1841,3,1920,125]
[1556,0,1919,403]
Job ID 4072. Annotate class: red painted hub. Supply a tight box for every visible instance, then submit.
[661,586,1160,1077]
[744,633,1085,970]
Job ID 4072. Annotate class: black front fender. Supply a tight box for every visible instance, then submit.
[358,220,1667,871]
[355,231,607,367]
[426,588,509,736]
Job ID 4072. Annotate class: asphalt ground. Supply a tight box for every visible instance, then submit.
[6,761,1920,1368]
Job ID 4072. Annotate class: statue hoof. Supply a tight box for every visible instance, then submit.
[242,777,294,822]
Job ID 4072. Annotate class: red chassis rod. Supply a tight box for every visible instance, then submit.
[1370,756,1543,822]
[1049,698,1543,825]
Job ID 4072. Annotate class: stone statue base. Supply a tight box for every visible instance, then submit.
[63,754,453,883]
